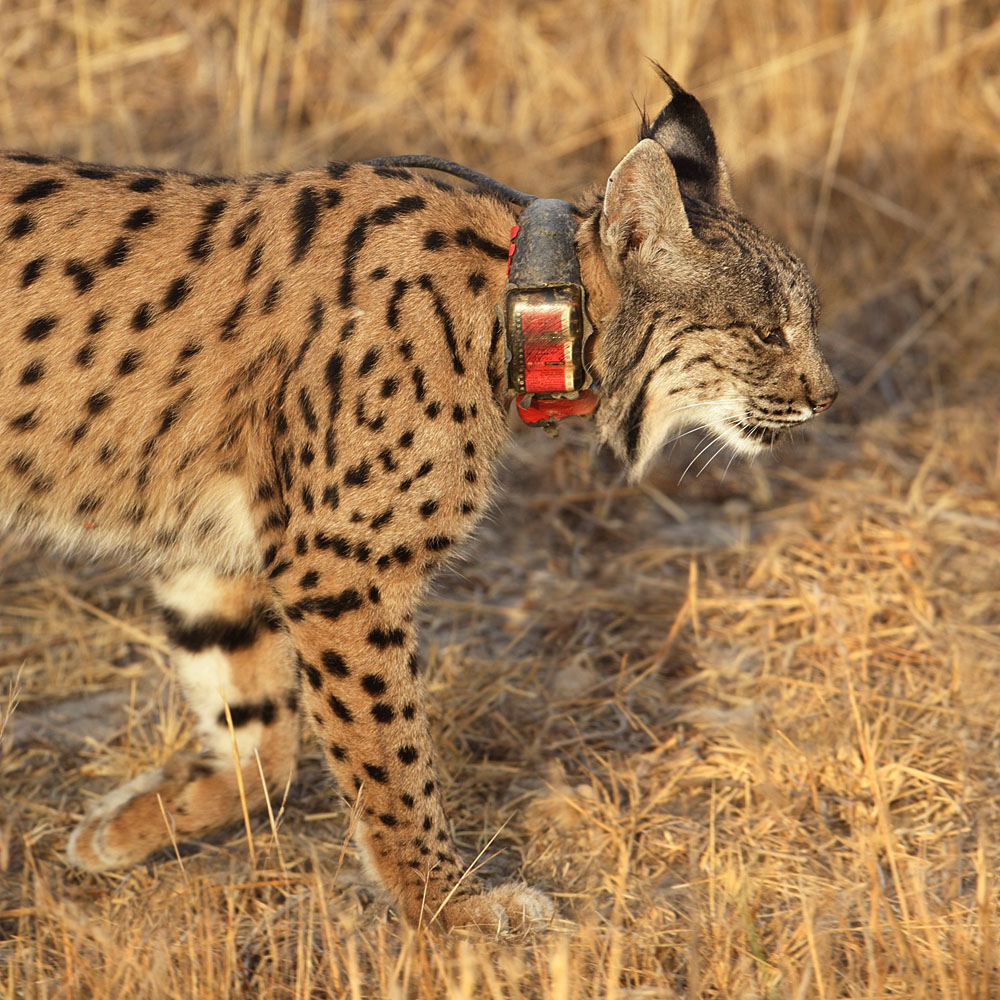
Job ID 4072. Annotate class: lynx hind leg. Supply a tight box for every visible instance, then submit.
[68,568,299,871]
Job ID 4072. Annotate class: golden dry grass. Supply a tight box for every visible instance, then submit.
[1,0,999,996]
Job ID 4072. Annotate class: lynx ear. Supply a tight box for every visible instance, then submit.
[640,65,736,210]
[599,139,694,260]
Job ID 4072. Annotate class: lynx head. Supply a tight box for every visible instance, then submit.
[582,68,837,481]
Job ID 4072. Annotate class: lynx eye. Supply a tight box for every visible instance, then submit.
[757,327,787,347]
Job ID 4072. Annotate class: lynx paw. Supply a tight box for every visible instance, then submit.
[67,767,171,870]
[67,751,270,871]
[435,883,554,936]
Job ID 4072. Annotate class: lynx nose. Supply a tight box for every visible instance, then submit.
[811,387,837,413]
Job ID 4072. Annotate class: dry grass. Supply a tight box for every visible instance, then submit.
[1,0,999,996]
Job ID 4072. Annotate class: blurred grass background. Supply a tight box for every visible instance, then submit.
[1,1,999,996]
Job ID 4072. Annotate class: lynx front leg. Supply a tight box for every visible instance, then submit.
[276,571,552,934]
[68,569,299,871]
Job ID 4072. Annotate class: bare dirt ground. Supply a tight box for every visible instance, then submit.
[1,2,999,997]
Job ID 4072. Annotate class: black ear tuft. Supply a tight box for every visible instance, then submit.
[640,63,724,205]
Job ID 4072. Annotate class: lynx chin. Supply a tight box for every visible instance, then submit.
[0,69,834,934]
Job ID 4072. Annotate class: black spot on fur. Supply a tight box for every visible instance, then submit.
[339,214,369,308]
[362,674,386,696]
[74,164,114,179]
[88,310,110,335]
[365,763,389,784]
[315,589,363,620]
[322,650,349,677]
[370,508,393,530]
[230,208,262,248]
[131,303,154,331]
[202,199,227,224]
[10,410,40,432]
[624,370,655,463]
[411,368,426,402]
[245,242,264,281]
[329,695,354,723]
[454,227,508,260]
[298,387,319,433]
[372,701,396,725]
[188,228,212,260]
[302,658,323,691]
[417,274,464,375]
[64,260,95,294]
[19,360,45,385]
[218,698,277,728]
[220,296,248,340]
[103,236,129,268]
[292,186,320,263]
[163,275,191,310]
[22,315,57,342]
[386,279,408,329]
[242,269,271,310]
[368,627,405,649]
[8,212,35,239]
[358,348,380,377]
[14,178,63,203]
[344,458,371,487]
[128,175,163,193]
[117,350,142,376]
[161,606,272,654]
[124,206,156,230]
[309,296,325,334]
[423,230,448,251]
[20,257,45,287]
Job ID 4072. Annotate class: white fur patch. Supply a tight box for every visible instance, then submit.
[153,568,230,622]
[173,476,258,572]
[174,647,262,762]
[629,373,748,481]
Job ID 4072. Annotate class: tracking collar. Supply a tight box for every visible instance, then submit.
[360,159,598,431]
[498,199,597,433]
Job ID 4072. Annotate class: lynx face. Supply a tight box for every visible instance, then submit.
[583,72,836,479]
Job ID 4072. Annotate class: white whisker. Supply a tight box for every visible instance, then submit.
[665,423,713,459]
[721,447,740,482]
[679,434,719,484]
[696,438,730,477]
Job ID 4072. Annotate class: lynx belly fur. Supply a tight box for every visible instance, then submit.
[0,71,835,933]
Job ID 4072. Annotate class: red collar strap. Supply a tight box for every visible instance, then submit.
[498,200,598,432]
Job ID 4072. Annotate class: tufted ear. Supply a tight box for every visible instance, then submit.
[640,65,736,210]
[599,138,695,261]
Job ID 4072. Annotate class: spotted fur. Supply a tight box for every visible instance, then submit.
[1,74,833,934]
